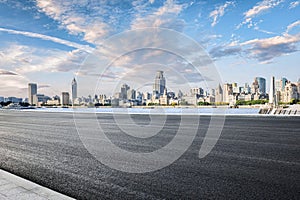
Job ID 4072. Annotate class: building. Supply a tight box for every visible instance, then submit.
[251,79,259,94]
[7,97,22,103]
[153,71,166,98]
[47,95,60,105]
[255,77,266,95]
[120,84,130,100]
[0,96,4,102]
[159,88,169,105]
[215,84,223,103]
[177,90,183,99]
[244,83,251,94]
[33,94,50,106]
[61,92,70,106]
[283,83,298,103]
[275,78,288,92]
[232,83,239,94]
[223,83,233,103]
[190,88,204,97]
[269,76,276,105]
[28,83,37,105]
[127,89,136,100]
[71,78,77,103]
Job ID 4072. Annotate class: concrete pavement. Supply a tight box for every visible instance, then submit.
[0,169,75,200]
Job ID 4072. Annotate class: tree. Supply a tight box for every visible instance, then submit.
[19,102,30,107]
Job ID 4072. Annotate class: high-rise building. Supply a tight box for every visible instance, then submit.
[71,78,77,103]
[251,79,259,94]
[120,84,130,99]
[232,83,239,94]
[255,77,266,95]
[127,89,136,100]
[283,83,298,103]
[269,76,276,105]
[28,83,37,105]
[244,83,251,94]
[153,71,166,98]
[223,83,233,103]
[190,87,204,97]
[215,84,223,103]
[61,92,70,106]
[275,77,288,92]
[178,90,183,99]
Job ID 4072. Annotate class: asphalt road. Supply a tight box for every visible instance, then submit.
[0,110,299,199]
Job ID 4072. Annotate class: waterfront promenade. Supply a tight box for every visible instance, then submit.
[0,110,299,199]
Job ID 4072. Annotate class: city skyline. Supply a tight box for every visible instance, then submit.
[1,72,299,107]
[0,0,299,97]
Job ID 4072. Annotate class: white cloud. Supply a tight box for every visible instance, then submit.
[286,20,300,33]
[238,0,284,29]
[0,44,89,74]
[244,0,284,18]
[211,32,300,62]
[36,0,110,44]
[209,1,234,27]
[0,69,29,97]
[0,69,17,76]
[289,1,299,9]
[211,17,300,63]
[131,0,187,31]
[0,27,93,52]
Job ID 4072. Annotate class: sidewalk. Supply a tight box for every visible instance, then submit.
[0,169,75,200]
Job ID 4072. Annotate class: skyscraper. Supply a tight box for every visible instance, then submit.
[28,83,37,105]
[71,78,77,103]
[153,71,166,98]
[223,83,233,103]
[62,92,70,106]
[255,77,266,95]
[120,83,130,99]
[269,76,276,105]
[215,84,223,103]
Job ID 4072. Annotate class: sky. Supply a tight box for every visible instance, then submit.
[0,0,299,98]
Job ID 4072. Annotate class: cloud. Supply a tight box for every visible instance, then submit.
[240,33,300,61]
[74,28,219,95]
[0,69,17,76]
[0,27,93,52]
[0,72,29,97]
[289,1,299,9]
[211,32,300,63]
[244,0,284,18]
[209,45,242,58]
[209,1,234,27]
[131,0,187,31]
[38,84,51,89]
[238,0,284,29]
[36,0,110,44]
[286,20,300,33]
[0,44,89,74]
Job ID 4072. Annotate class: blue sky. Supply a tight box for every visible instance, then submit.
[0,0,299,97]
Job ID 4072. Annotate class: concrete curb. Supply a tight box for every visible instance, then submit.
[0,169,75,200]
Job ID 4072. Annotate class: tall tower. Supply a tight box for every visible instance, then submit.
[255,77,266,95]
[71,78,77,103]
[28,83,37,105]
[269,76,276,105]
[120,83,130,100]
[153,71,166,98]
